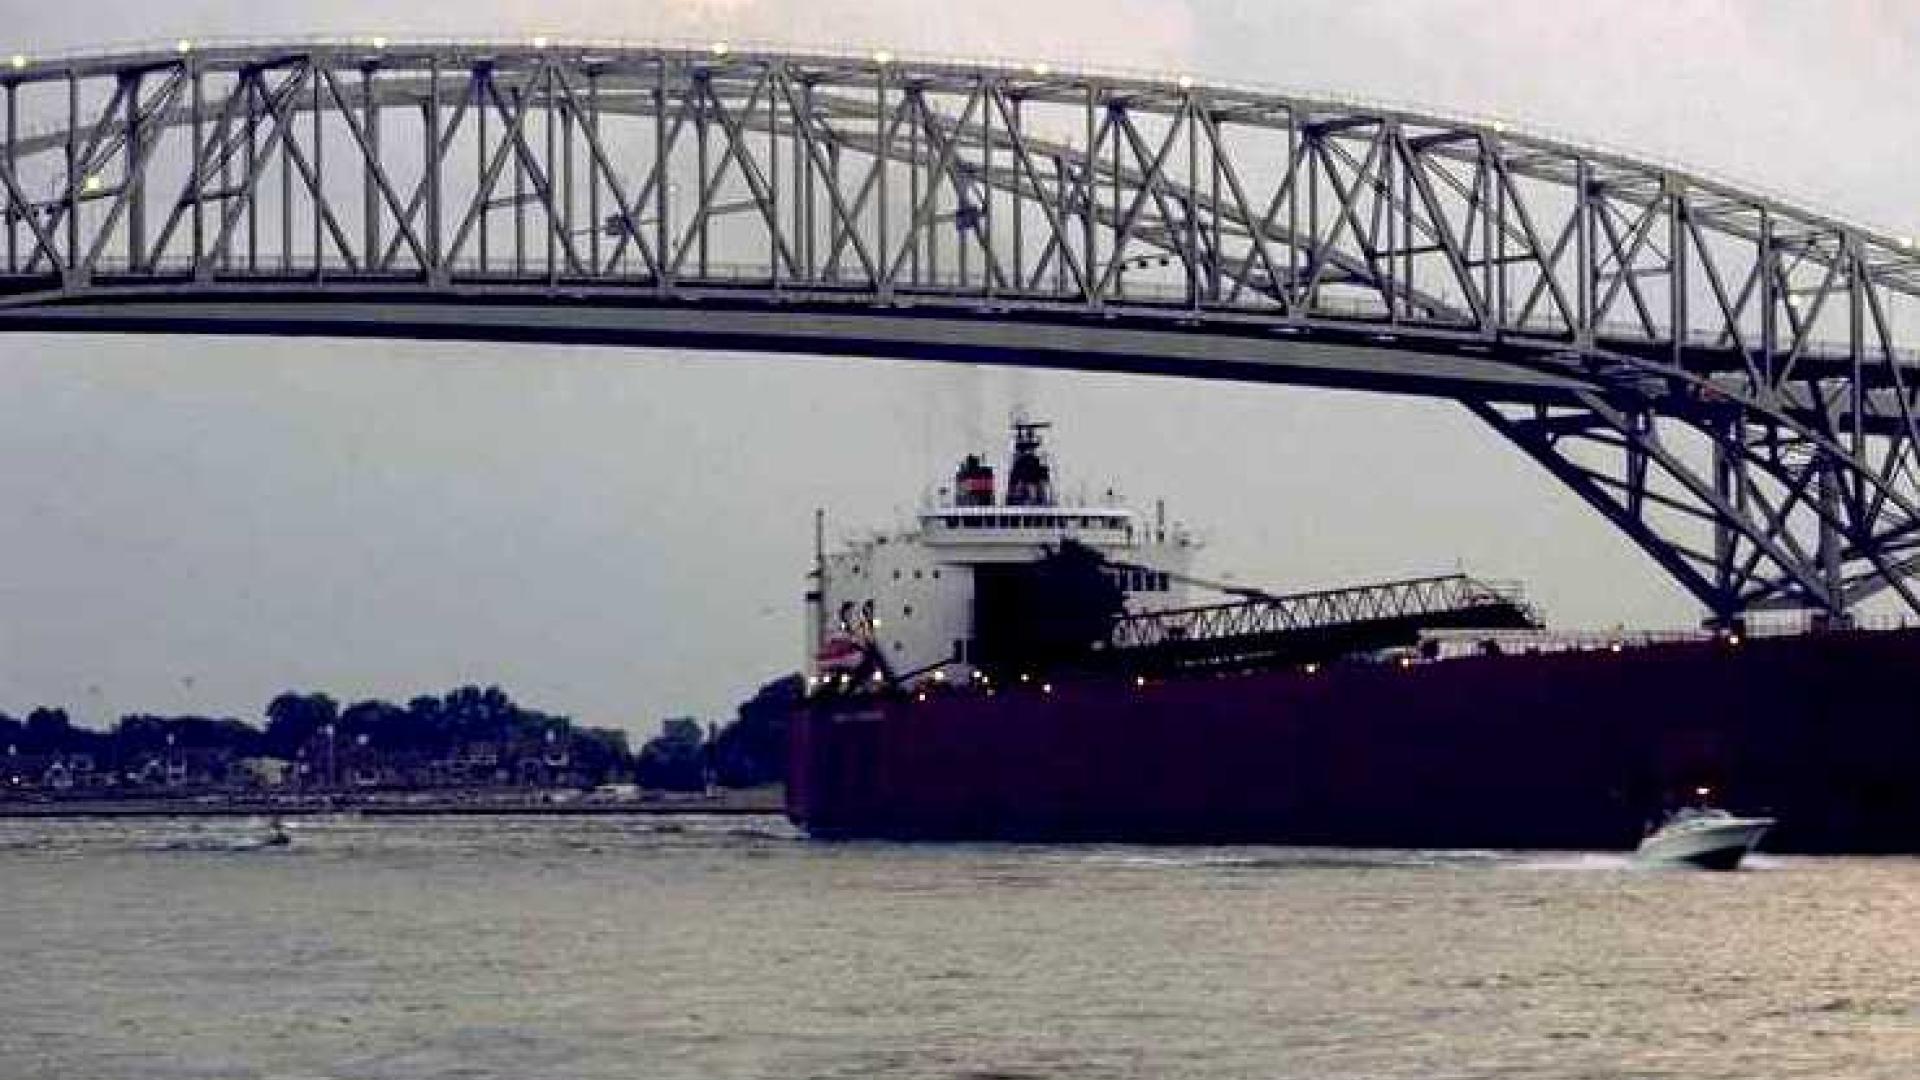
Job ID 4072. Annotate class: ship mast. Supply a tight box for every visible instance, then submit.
[1005,416,1055,507]
[807,507,827,676]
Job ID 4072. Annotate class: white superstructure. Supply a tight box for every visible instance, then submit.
[809,421,1200,687]
[1635,807,1774,870]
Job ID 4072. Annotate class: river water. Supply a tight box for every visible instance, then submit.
[0,814,1914,1079]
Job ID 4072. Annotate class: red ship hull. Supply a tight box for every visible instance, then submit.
[788,629,1920,852]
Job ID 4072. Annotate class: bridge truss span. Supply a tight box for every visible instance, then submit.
[4,39,1920,620]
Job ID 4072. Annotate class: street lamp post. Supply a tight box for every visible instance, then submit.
[320,724,337,790]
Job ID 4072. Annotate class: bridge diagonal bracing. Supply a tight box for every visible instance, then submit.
[5,40,1920,621]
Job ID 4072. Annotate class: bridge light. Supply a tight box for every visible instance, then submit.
[1134,675,1146,688]
[1176,74,1194,90]
[1899,235,1915,251]
[371,36,387,50]
[871,49,893,65]
[1489,119,1508,135]
[175,39,192,55]
[1727,632,1743,647]
[1608,641,1623,654]
[1694,785,1712,798]
[82,174,103,194]
[8,55,24,71]
[1041,683,1053,695]
[931,669,945,682]
[1304,663,1318,675]
[710,41,731,57]
[1030,62,1051,76]
[531,36,549,49]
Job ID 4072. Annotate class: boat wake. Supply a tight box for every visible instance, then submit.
[1073,848,1520,872]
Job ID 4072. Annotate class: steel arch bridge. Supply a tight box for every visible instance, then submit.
[4,39,1920,622]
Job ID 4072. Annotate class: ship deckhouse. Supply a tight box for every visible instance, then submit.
[810,421,1199,686]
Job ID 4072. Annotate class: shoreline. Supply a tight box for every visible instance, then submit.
[0,789,785,819]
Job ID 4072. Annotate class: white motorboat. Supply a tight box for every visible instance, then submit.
[1635,807,1773,870]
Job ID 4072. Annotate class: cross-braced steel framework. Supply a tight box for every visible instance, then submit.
[5,39,1920,622]
[1110,573,1537,653]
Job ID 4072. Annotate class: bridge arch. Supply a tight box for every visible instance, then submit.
[4,39,1920,620]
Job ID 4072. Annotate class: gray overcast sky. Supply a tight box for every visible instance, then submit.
[1,2,1916,736]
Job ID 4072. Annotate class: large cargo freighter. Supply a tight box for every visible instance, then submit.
[789,421,1920,853]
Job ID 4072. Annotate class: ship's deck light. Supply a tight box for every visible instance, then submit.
[1695,785,1712,798]
[82,174,103,194]
[1020,673,1031,683]
[1397,656,1413,669]
[9,55,25,70]
[1608,641,1623,654]
[532,36,549,49]
[371,37,387,50]
[1304,663,1319,675]
[870,670,884,682]
[1176,74,1194,90]
[1134,675,1146,688]
[710,42,731,57]
[1041,683,1053,695]
[872,50,893,65]
[176,40,193,55]
[915,692,927,702]
[1030,62,1051,76]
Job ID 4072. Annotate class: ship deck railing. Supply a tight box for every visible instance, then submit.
[1419,612,1918,662]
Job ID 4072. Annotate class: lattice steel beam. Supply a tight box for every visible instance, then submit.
[3,40,1920,621]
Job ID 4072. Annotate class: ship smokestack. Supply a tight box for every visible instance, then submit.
[955,454,996,507]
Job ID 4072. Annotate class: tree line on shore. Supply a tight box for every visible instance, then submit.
[0,674,804,794]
